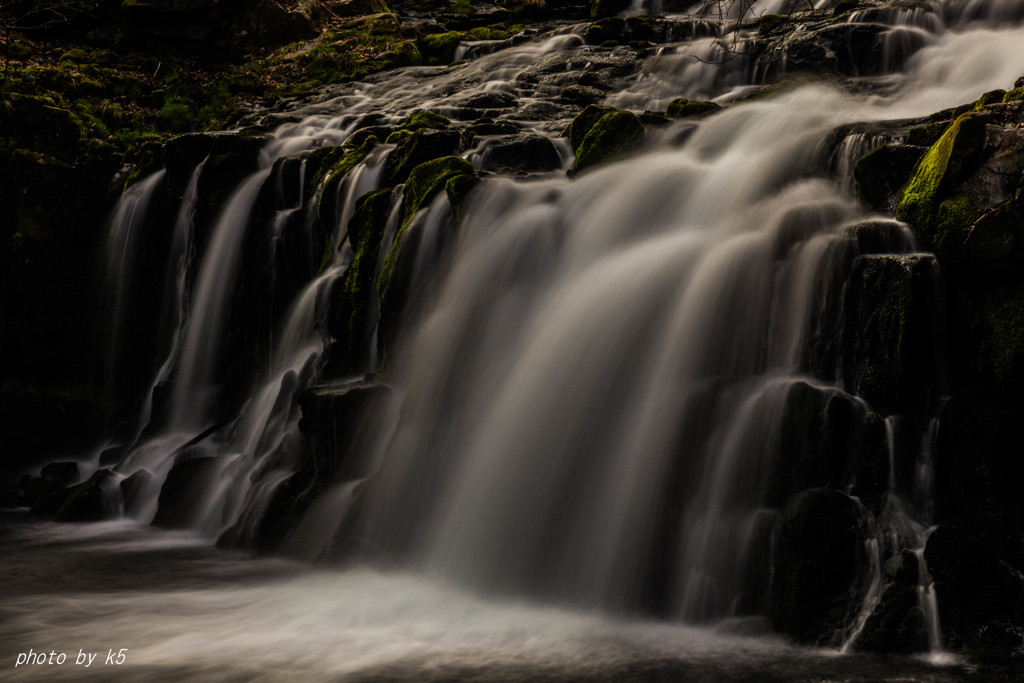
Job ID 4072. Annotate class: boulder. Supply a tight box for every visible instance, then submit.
[840,254,940,414]
[665,98,722,119]
[53,469,117,522]
[325,188,396,376]
[853,144,927,213]
[770,488,871,645]
[566,106,645,171]
[478,134,563,173]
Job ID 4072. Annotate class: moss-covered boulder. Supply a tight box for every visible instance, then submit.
[418,31,464,65]
[770,488,871,645]
[401,110,451,132]
[840,254,939,414]
[377,156,474,366]
[567,106,645,171]
[318,136,380,230]
[584,17,625,45]
[853,143,927,213]
[384,128,461,186]
[325,189,396,376]
[894,113,989,261]
[665,98,722,119]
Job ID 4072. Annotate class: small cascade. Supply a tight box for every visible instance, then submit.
[104,169,166,406]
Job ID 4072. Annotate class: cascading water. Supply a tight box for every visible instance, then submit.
[70,0,1024,664]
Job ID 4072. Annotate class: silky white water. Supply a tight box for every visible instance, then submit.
[76,0,1024,670]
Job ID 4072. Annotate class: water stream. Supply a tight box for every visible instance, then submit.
[13,0,1024,675]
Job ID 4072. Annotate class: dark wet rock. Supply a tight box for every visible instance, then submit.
[840,254,940,415]
[153,456,222,528]
[384,129,462,187]
[585,17,625,45]
[561,85,606,106]
[377,157,474,364]
[460,119,522,149]
[770,488,871,645]
[855,583,929,653]
[590,0,630,19]
[479,134,562,173]
[924,525,1024,651]
[120,469,155,519]
[54,469,117,522]
[843,220,914,255]
[763,382,888,514]
[566,105,645,171]
[298,382,392,484]
[666,98,722,119]
[933,388,1024,569]
[853,144,927,213]
[40,461,80,488]
[325,189,396,377]
[458,91,518,110]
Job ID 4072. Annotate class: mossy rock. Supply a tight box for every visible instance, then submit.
[383,128,461,186]
[566,104,614,151]
[960,201,1024,282]
[905,120,950,148]
[318,136,379,230]
[573,109,645,171]
[377,156,474,366]
[759,13,789,34]
[325,189,395,375]
[584,17,625,45]
[590,0,630,19]
[401,155,475,227]
[401,110,451,132]
[665,98,722,119]
[895,112,988,259]
[852,143,926,213]
[446,173,480,225]
[418,31,464,65]
[303,145,348,199]
[1003,87,1024,103]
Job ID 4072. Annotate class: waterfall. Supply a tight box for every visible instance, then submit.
[85,0,1024,653]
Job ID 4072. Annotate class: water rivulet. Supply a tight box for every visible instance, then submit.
[33,0,1024,661]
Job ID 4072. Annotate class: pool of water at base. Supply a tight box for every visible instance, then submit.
[0,511,1007,682]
